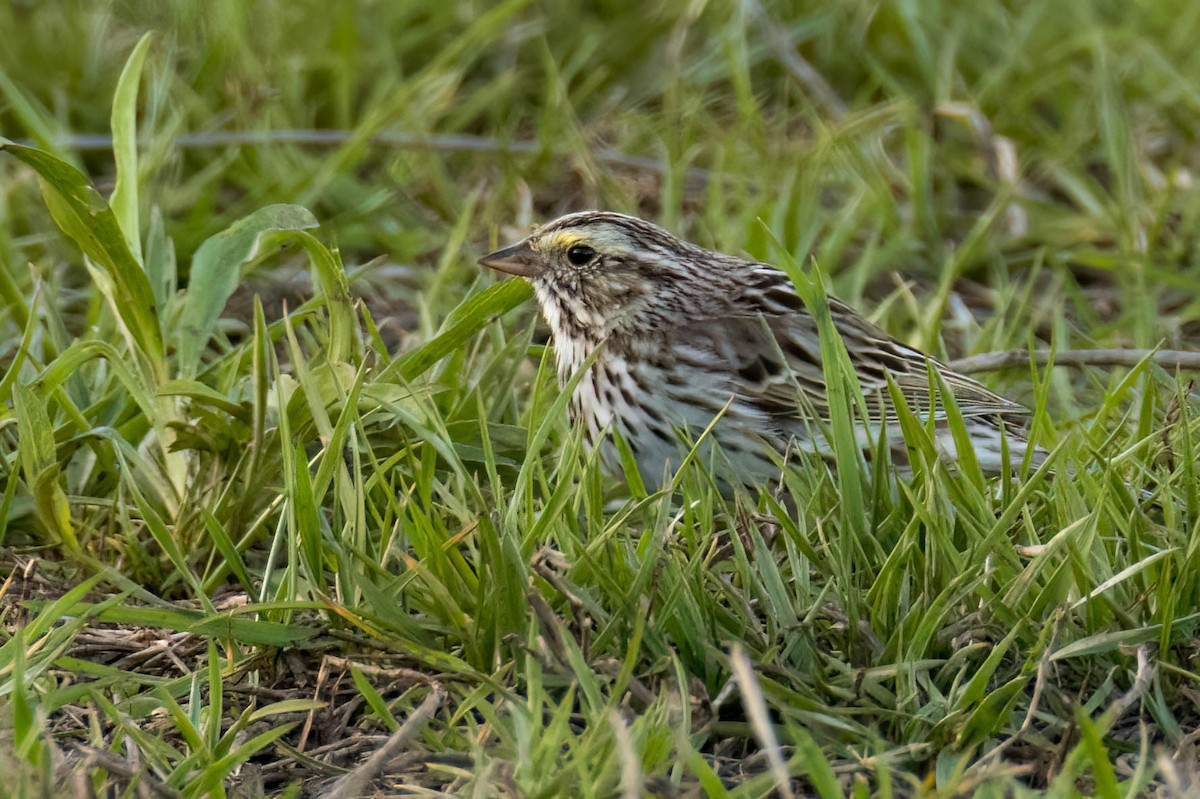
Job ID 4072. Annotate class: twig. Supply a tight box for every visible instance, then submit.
[1157,747,1198,798]
[970,617,1057,773]
[321,655,440,685]
[948,348,1200,374]
[609,709,643,799]
[741,0,847,118]
[1107,645,1154,721]
[730,644,797,799]
[1171,725,1200,762]
[72,745,185,799]
[20,130,714,184]
[324,682,446,799]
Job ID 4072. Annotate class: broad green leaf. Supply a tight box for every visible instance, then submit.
[177,203,318,377]
[0,141,164,377]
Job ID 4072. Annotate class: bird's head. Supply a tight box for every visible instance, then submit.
[479,211,742,341]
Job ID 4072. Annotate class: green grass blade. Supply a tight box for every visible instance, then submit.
[177,204,318,377]
[109,31,155,265]
[383,278,533,382]
[12,382,77,552]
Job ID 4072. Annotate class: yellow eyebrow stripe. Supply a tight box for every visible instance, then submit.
[547,231,586,249]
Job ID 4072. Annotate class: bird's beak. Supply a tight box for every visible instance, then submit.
[478,241,542,278]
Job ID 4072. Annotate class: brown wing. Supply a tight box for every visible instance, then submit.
[685,269,1030,426]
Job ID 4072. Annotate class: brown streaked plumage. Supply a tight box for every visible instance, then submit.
[480,211,1042,489]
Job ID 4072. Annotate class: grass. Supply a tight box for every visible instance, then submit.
[1,0,1199,796]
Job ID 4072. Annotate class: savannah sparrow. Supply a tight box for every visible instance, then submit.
[480,211,1041,490]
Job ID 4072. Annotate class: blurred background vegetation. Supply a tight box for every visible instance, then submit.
[6,0,1200,295]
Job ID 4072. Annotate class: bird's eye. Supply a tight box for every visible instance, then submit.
[566,244,596,266]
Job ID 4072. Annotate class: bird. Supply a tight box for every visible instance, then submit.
[479,210,1044,491]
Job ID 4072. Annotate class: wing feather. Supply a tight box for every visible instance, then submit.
[678,267,1030,427]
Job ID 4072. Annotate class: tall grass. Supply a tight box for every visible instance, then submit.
[1,1,1199,795]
